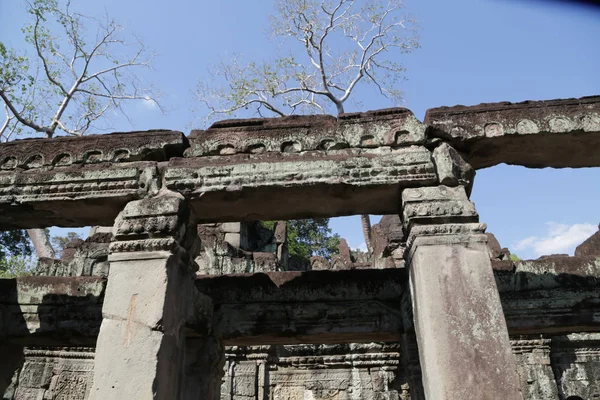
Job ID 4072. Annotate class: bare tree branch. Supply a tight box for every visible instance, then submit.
[1,0,161,256]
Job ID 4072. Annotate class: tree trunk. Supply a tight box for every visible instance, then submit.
[27,228,56,259]
[360,214,372,253]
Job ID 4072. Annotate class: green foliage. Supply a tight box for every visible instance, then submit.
[264,219,340,262]
[0,256,37,278]
[509,253,520,262]
[0,230,32,260]
[1,0,156,141]
[51,231,82,258]
[197,0,420,123]
[0,230,34,278]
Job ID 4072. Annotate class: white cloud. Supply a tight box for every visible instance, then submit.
[142,95,158,110]
[350,241,368,252]
[512,222,597,257]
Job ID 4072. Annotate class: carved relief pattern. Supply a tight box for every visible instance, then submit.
[426,96,600,139]
[167,146,437,195]
[10,347,95,400]
[0,130,185,170]
[402,186,479,230]
[186,108,425,157]
[0,163,157,204]
[221,343,410,400]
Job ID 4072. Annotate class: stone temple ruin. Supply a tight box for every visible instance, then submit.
[0,96,599,399]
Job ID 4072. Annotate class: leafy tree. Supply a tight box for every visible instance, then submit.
[196,0,419,253]
[51,231,82,258]
[0,230,34,277]
[1,0,159,257]
[0,255,37,278]
[264,219,340,261]
[0,230,32,260]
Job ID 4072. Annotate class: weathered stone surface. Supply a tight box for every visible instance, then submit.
[36,233,111,277]
[91,196,202,400]
[432,142,475,196]
[0,277,105,343]
[182,337,224,400]
[402,185,479,234]
[0,130,186,170]
[408,238,523,400]
[166,146,437,222]
[0,162,159,229]
[1,96,599,399]
[496,256,600,335]
[221,343,409,400]
[486,232,512,261]
[551,333,600,399]
[195,269,405,345]
[425,96,600,169]
[575,224,600,258]
[8,347,95,400]
[186,108,424,157]
[511,338,560,399]
[402,184,522,400]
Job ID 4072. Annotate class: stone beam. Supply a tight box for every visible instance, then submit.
[166,147,436,221]
[195,269,406,345]
[495,256,600,335]
[425,96,600,169]
[0,276,105,345]
[0,130,186,229]
[166,109,434,221]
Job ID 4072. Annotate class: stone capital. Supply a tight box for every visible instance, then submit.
[109,196,199,264]
[401,185,484,252]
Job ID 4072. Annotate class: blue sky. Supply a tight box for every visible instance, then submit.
[1,0,598,259]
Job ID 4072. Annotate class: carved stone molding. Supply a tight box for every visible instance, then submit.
[166,146,437,221]
[0,130,186,171]
[401,186,480,249]
[186,108,425,157]
[425,96,600,169]
[110,196,197,259]
[0,162,159,229]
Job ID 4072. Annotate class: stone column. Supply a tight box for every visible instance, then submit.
[402,185,523,400]
[182,336,225,400]
[89,196,203,400]
[512,338,559,399]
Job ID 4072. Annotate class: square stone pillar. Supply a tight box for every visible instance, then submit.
[402,185,523,400]
[89,196,211,399]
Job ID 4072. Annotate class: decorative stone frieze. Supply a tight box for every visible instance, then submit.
[551,333,600,400]
[401,185,480,244]
[0,130,186,170]
[185,108,424,157]
[110,195,199,260]
[426,96,600,168]
[9,347,95,400]
[511,337,560,399]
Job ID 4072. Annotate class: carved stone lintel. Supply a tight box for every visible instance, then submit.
[0,162,159,230]
[0,130,186,170]
[185,108,425,157]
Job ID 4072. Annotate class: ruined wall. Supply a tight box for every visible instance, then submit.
[1,96,600,400]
